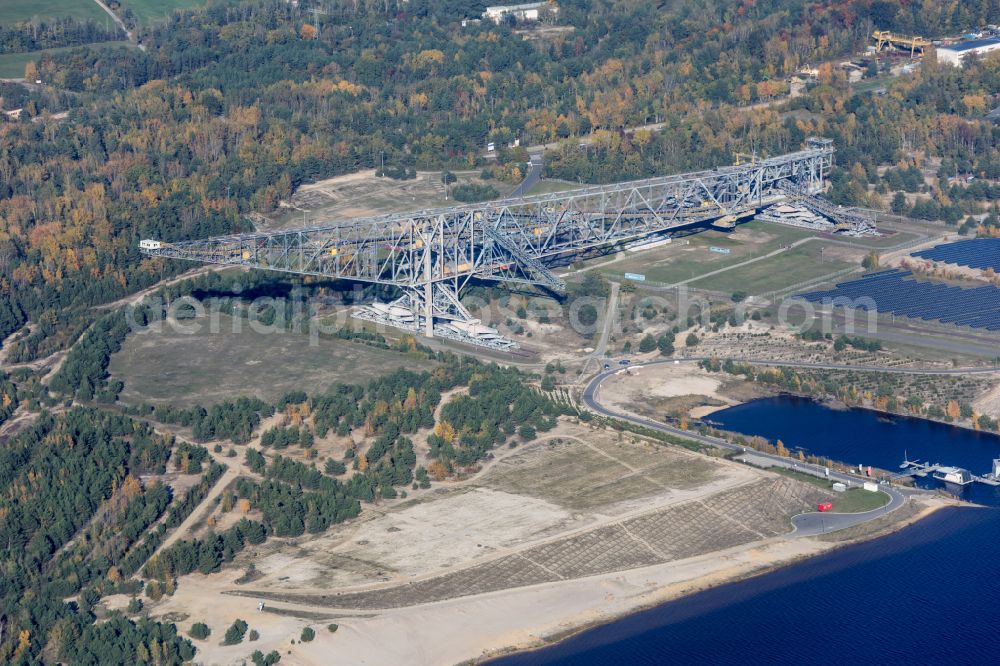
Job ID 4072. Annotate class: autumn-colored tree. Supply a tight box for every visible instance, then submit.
[434,420,456,443]
[946,400,961,420]
[427,460,449,481]
[403,387,418,410]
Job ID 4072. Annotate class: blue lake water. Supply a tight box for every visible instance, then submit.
[709,395,1000,506]
[493,396,1000,665]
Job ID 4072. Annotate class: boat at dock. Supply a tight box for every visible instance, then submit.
[932,466,974,486]
[980,459,1000,486]
[899,459,986,486]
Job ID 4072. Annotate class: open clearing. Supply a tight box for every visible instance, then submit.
[264,168,502,229]
[120,0,210,25]
[173,421,831,616]
[690,240,855,294]
[227,422,751,592]
[109,314,434,406]
[598,361,765,420]
[235,474,828,611]
[0,0,106,23]
[480,434,719,511]
[132,418,921,665]
[596,220,816,285]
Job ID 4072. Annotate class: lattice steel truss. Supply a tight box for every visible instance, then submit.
[141,138,836,349]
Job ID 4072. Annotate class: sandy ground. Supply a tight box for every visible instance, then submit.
[599,361,744,419]
[266,169,497,229]
[137,534,831,666]
[236,423,754,592]
[136,497,952,666]
[973,382,1000,420]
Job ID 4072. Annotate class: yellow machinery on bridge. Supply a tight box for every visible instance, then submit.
[872,30,931,57]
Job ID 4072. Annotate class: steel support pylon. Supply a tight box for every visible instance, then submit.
[352,281,517,351]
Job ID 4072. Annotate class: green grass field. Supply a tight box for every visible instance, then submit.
[690,241,853,295]
[852,74,896,95]
[121,0,208,24]
[596,220,817,286]
[771,469,889,513]
[848,229,923,249]
[831,488,890,513]
[0,41,129,78]
[526,179,583,196]
[0,0,107,24]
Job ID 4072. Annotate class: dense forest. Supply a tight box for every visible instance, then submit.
[0,409,200,663]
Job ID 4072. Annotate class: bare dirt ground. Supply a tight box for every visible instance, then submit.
[974,383,1000,421]
[264,169,498,229]
[598,361,766,420]
[226,422,752,593]
[123,495,950,666]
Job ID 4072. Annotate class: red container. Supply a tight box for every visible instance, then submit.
[817,502,833,512]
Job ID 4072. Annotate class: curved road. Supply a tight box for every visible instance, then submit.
[507,153,543,199]
[578,356,995,535]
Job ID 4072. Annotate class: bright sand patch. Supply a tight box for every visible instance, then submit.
[599,362,739,419]
[152,499,950,666]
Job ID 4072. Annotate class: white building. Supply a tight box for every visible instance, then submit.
[937,37,1000,67]
[483,2,557,25]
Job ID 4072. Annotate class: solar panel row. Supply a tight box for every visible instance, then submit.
[912,238,1000,272]
[795,269,1000,331]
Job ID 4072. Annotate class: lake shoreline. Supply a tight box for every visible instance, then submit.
[478,496,955,665]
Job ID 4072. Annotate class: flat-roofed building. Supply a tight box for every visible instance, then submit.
[483,2,557,25]
[937,37,1000,67]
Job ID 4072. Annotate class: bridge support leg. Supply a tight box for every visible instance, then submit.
[424,280,434,338]
[423,245,434,338]
[352,282,518,351]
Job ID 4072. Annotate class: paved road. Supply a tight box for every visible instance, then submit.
[578,281,619,378]
[578,356,997,535]
[507,153,543,199]
[790,489,902,536]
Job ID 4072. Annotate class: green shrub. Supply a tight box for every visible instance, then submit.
[223,618,248,645]
[189,622,210,640]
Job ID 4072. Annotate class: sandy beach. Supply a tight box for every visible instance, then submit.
[153,498,948,666]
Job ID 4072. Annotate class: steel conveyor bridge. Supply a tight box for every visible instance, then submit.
[140,137,838,350]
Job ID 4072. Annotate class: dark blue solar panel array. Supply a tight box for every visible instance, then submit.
[912,238,1000,272]
[796,269,1000,331]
